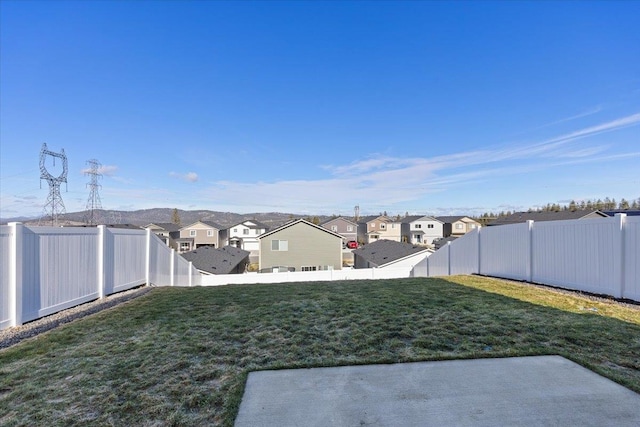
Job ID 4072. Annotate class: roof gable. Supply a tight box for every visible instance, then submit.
[258,218,343,240]
[181,220,224,231]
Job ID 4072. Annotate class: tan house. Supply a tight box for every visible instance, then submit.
[258,219,343,272]
[177,220,224,253]
[363,215,408,243]
[436,216,481,237]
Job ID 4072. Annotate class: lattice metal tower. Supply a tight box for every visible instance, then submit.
[39,143,68,226]
[83,159,103,225]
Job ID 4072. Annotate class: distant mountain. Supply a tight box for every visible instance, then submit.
[2,208,332,229]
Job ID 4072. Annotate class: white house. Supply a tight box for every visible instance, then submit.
[406,216,444,246]
[225,220,269,253]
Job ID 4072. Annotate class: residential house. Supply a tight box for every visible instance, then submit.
[225,220,269,253]
[436,216,481,237]
[258,219,343,272]
[352,239,431,269]
[320,217,358,245]
[361,215,409,244]
[180,245,250,275]
[405,216,444,246]
[487,210,608,226]
[145,222,181,250]
[177,220,225,253]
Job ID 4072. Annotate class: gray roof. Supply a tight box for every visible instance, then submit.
[146,222,181,232]
[258,218,343,240]
[435,216,469,224]
[488,210,607,226]
[401,215,427,223]
[353,239,429,267]
[320,216,358,227]
[180,245,249,274]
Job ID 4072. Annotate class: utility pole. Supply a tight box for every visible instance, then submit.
[83,159,103,225]
[39,143,68,226]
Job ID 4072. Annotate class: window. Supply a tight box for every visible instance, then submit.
[455,223,464,230]
[271,240,288,251]
[180,242,191,251]
[391,224,396,228]
[207,230,214,237]
[380,223,386,229]
[427,224,434,229]
[301,266,317,272]
[233,228,238,233]
[371,223,376,228]
[243,229,249,235]
[189,230,196,237]
[415,224,422,229]
[347,226,353,231]
[331,225,338,232]
[470,224,477,229]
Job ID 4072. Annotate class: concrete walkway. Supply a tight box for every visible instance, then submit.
[235,356,640,426]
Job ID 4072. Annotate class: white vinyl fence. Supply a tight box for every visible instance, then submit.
[200,265,415,287]
[0,223,200,330]
[413,214,640,302]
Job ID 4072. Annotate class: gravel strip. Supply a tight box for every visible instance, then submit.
[0,286,154,351]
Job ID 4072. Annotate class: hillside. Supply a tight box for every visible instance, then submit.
[2,208,331,229]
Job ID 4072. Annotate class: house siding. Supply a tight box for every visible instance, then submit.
[179,223,220,248]
[321,218,358,243]
[259,222,342,271]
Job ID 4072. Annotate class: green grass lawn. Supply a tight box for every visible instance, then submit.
[1,276,639,426]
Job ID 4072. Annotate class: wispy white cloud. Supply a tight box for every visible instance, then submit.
[197,113,640,213]
[169,171,199,182]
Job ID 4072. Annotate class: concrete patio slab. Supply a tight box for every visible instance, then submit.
[235,355,640,427]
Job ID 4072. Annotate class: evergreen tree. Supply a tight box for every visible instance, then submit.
[171,208,181,225]
[619,198,630,210]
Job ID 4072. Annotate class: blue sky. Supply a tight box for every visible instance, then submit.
[1,1,639,219]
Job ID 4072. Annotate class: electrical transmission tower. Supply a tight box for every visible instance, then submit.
[39,143,68,226]
[83,159,103,225]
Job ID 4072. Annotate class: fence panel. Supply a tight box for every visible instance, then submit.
[425,245,450,277]
[479,222,530,281]
[450,228,479,275]
[148,234,172,286]
[109,228,147,293]
[174,252,194,287]
[21,227,100,322]
[624,216,640,301]
[0,226,12,329]
[532,216,623,297]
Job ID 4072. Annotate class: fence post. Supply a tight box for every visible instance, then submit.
[97,225,106,298]
[616,214,626,299]
[8,222,24,327]
[527,220,534,283]
[188,261,193,287]
[170,248,175,287]
[447,241,452,276]
[477,227,482,275]
[145,228,151,286]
